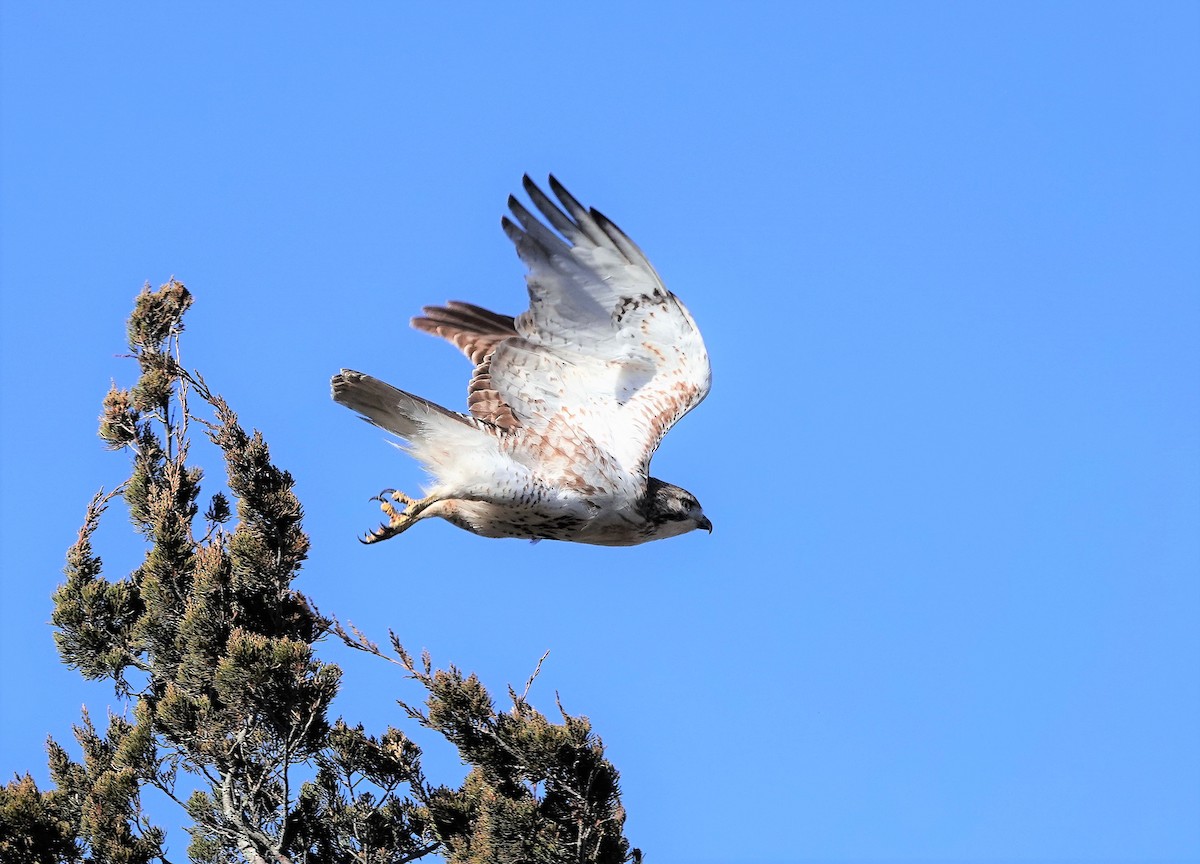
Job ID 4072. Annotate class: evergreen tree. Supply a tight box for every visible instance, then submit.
[1,281,640,864]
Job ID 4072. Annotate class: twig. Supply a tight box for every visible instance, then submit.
[520,650,551,703]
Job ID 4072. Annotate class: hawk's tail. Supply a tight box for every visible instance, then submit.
[331,369,502,489]
[331,370,470,441]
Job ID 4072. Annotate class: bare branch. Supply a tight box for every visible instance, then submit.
[520,650,551,704]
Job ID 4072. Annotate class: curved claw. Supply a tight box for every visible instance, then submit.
[356,489,430,545]
[369,487,397,504]
[359,521,403,545]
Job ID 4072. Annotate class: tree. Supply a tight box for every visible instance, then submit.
[1,281,641,864]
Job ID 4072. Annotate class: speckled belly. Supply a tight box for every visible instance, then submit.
[436,499,647,545]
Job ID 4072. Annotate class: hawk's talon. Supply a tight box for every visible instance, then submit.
[359,521,403,545]
[389,489,417,506]
[357,488,431,544]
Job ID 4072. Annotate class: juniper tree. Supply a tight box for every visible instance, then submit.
[0,281,640,864]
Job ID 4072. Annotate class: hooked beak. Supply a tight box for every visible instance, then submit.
[698,515,713,534]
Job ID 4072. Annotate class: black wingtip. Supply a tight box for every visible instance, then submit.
[500,215,524,245]
[546,174,570,205]
[508,195,539,228]
[590,207,616,231]
[547,175,587,217]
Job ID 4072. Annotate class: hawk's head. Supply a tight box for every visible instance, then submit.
[642,477,712,540]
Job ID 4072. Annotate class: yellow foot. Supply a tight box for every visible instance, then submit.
[360,489,432,544]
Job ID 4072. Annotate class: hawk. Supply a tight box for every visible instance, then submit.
[332,175,712,545]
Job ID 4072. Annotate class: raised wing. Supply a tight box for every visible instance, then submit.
[484,175,711,477]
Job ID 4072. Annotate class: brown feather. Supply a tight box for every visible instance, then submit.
[410,301,522,429]
[411,301,516,366]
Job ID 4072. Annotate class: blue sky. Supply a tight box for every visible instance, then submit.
[2,3,1198,862]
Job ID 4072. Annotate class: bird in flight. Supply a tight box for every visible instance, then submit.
[332,175,712,545]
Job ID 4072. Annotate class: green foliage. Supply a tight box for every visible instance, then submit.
[0,775,80,864]
[51,498,146,686]
[11,281,640,863]
[42,708,166,864]
[408,659,636,864]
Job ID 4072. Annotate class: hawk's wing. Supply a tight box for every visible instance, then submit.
[411,302,524,430]
[411,301,516,366]
[420,176,710,478]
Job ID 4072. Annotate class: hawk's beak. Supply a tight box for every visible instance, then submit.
[698,516,713,534]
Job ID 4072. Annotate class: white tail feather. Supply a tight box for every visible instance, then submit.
[331,369,505,489]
